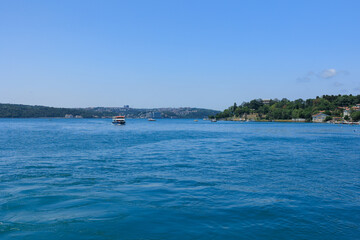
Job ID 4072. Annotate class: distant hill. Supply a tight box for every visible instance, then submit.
[0,104,220,119]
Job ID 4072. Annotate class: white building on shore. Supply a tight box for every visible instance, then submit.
[312,113,328,122]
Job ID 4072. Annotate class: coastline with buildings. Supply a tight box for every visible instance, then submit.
[1,95,359,124]
[0,103,219,119]
[211,95,360,124]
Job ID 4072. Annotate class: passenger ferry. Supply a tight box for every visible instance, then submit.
[112,116,126,125]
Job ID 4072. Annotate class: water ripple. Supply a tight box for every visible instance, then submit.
[0,119,359,239]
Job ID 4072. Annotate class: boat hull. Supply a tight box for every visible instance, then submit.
[112,121,126,125]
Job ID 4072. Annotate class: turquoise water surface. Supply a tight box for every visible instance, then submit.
[0,119,359,239]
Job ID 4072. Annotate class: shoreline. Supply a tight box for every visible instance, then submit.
[1,117,359,125]
[214,118,360,125]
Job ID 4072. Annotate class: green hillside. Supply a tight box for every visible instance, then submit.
[212,94,360,122]
[0,104,219,119]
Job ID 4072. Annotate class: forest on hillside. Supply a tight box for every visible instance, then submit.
[0,104,219,119]
[212,94,360,121]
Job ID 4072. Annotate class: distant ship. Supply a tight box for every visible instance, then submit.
[148,118,156,121]
[112,116,126,125]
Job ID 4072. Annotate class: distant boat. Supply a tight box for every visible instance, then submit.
[112,116,126,125]
[211,119,217,122]
[194,119,198,122]
[148,118,156,121]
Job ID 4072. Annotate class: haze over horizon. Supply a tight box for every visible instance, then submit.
[1,0,360,110]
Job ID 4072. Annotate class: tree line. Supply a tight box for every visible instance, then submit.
[0,104,98,118]
[0,103,220,119]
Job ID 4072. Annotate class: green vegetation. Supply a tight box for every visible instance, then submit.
[351,111,360,122]
[212,94,360,122]
[325,116,333,122]
[0,104,95,118]
[0,104,219,119]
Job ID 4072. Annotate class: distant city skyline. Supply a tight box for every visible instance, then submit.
[1,0,359,110]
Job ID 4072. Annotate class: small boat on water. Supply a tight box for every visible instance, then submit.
[211,119,217,122]
[112,116,126,125]
[194,119,198,122]
[148,118,156,121]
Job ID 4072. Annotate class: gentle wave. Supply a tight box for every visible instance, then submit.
[0,119,359,239]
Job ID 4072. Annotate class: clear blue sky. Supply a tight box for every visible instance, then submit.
[1,0,359,110]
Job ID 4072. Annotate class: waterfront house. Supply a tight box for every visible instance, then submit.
[351,104,360,111]
[343,108,351,117]
[332,117,343,123]
[312,113,328,123]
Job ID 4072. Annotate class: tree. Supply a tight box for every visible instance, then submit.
[234,107,241,117]
[325,116,332,122]
[351,111,360,122]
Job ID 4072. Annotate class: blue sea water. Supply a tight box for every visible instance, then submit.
[0,118,359,240]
